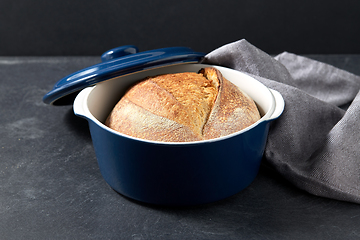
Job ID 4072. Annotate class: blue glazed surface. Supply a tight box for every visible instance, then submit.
[43,46,205,104]
[87,119,270,206]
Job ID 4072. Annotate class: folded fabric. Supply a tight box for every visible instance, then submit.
[203,39,360,204]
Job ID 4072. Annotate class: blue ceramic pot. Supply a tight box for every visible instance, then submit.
[73,63,284,206]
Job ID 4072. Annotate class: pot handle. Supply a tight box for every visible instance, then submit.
[267,89,285,121]
[73,87,93,120]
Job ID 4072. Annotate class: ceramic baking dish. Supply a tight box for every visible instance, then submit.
[44,46,285,205]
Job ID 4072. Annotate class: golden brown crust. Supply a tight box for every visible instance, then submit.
[201,68,261,139]
[105,97,202,142]
[105,68,261,142]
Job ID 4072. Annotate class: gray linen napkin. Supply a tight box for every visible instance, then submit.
[203,39,360,204]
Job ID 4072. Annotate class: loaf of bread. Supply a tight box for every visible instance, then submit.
[105,67,261,142]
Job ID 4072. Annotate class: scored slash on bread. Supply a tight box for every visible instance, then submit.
[105,67,261,142]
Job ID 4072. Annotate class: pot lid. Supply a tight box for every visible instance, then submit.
[43,45,205,105]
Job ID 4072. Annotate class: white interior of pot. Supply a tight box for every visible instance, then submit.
[85,64,275,139]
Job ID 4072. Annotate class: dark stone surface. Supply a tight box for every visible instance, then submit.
[1,55,359,239]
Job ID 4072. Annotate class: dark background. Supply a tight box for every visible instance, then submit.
[0,0,359,56]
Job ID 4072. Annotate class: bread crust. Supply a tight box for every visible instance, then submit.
[201,68,261,139]
[105,68,261,142]
[105,98,202,142]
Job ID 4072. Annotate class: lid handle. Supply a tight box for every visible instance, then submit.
[101,45,139,62]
